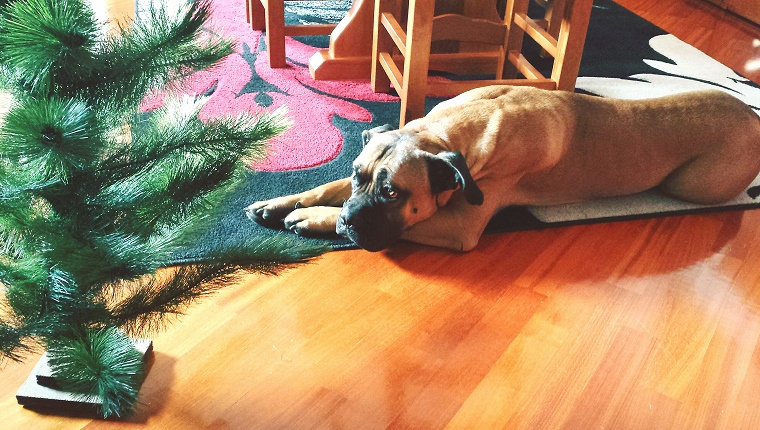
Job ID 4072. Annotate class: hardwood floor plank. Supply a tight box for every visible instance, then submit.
[1,1,760,429]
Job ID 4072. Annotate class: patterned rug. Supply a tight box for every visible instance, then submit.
[159,0,760,254]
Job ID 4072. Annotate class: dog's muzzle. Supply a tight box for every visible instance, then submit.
[336,197,403,252]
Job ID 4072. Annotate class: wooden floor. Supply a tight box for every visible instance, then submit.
[2,1,760,429]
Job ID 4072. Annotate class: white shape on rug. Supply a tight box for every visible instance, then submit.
[529,34,760,223]
[575,34,760,113]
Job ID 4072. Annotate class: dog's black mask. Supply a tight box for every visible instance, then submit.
[336,193,404,252]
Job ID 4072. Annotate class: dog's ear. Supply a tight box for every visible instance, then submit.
[426,151,484,205]
[361,124,394,147]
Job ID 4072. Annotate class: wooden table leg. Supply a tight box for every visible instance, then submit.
[308,0,375,80]
[248,0,265,30]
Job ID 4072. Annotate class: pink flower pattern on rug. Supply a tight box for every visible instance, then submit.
[142,0,398,171]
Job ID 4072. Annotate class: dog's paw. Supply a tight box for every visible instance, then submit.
[283,207,342,237]
[244,197,301,227]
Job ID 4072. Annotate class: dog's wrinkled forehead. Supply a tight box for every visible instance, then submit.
[353,132,424,184]
[356,130,416,168]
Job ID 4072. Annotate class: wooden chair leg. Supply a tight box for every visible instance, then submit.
[371,0,395,94]
[551,0,592,91]
[262,0,287,68]
[248,0,265,30]
[546,0,564,40]
[503,0,530,79]
[399,0,436,126]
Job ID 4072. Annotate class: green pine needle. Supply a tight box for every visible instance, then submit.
[0,195,39,257]
[105,233,328,336]
[1,260,47,321]
[0,0,99,96]
[0,96,100,187]
[99,97,289,180]
[0,318,37,362]
[41,226,160,288]
[194,232,331,271]
[90,98,290,236]
[105,263,243,335]
[46,268,111,327]
[46,326,145,418]
[93,0,233,115]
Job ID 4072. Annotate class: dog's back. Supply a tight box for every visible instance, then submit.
[410,86,760,206]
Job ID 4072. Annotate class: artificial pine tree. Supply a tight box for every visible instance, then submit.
[0,0,326,417]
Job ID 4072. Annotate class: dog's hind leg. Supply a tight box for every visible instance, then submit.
[659,138,760,205]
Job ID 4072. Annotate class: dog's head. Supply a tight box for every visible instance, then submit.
[336,125,483,251]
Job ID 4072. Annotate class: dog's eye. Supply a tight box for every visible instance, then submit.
[381,185,399,200]
[352,166,366,186]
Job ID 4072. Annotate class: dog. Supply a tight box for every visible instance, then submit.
[245,85,760,252]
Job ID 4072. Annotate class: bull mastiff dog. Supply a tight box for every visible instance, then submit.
[246,85,760,252]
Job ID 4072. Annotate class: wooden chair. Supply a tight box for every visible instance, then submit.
[371,0,592,126]
[534,0,564,57]
[247,0,339,68]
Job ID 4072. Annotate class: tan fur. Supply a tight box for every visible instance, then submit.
[246,85,760,251]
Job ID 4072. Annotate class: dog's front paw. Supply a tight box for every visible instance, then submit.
[244,197,301,227]
[283,207,342,237]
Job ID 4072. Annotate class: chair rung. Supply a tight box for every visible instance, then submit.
[508,51,545,80]
[378,52,403,92]
[283,24,337,36]
[427,52,501,75]
[431,14,507,45]
[381,12,407,53]
[513,13,558,58]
